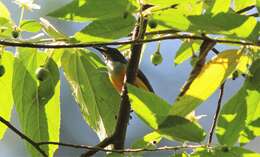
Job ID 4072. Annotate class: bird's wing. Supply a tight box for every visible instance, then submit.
[137,69,154,93]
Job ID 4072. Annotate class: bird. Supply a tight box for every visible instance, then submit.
[94,46,154,93]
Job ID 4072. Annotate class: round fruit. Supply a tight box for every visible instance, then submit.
[151,52,163,65]
[0,65,5,77]
[35,67,50,81]
[148,19,158,29]
[12,31,19,38]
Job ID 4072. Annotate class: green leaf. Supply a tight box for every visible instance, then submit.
[0,2,11,20]
[191,146,260,157]
[152,11,258,41]
[257,0,260,13]
[128,85,206,142]
[171,153,188,157]
[47,0,137,22]
[0,52,14,140]
[158,115,206,142]
[169,49,244,117]
[106,153,124,157]
[187,13,259,41]
[174,41,201,65]
[205,0,231,14]
[216,59,260,146]
[131,131,161,157]
[13,48,60,157]
[49,49,64,67]
[128,84,170,129]
[75,15,135,42]
[132,131,161,148]
[39,18,67,39]
[234,0,256,12]
[145,0,203,15]
[239,126,256,146]
[61,49,120,140]
[20,20,42,33]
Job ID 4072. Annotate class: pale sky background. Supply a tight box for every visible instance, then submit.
[0,0,259,157]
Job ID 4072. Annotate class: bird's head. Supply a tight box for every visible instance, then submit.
[94,46,127,64]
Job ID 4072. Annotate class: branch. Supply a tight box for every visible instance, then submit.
[0,35,259,49]
[112,14,148,151]
[236,5,255,14]
[38,141,208,153]
[0,116,47,157]
[208,83,225,145]
[82,6,148,157]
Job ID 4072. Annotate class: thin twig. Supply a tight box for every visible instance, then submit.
[208,83,225,145]
[0,116,47,157]
[38,141,208,153]
[236,5,255,14]
[0,35,259,49]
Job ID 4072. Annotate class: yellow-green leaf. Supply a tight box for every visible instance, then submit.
[13,48,60,157]
[217,59,260,146]
[61,49,120,140]
[0,52,14,139]
[169,49,245,116]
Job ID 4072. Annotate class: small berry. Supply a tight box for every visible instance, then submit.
[35,66,50,81]
[148,19,158,29]
[151,52,163,65]
[12,31,19,38]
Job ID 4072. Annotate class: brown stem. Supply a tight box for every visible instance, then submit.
[38,141,207,153]
[0,35,258,49]
[208,83,225,145]
[0,116,47,157]
[113,17,148,149]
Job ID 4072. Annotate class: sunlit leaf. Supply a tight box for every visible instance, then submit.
[257,0,260,13]
[61,49,120,140]
[20,20,42,33]
[191,146,260,157]
[128,84,170,129]
[128,85,206,142]
[216,59,260,146]
[0,52,14,140]
[13,48,60,157]
[174,41,201,65]
[234,0,256,12]
[152,11,258,41]
[0,2,10,20]
[158,115,206,142]
[47,0,137,22]
[131,131,161,156]
[75,15,135,42]
[145,0,203,15]
[206,0,231,14]
[169,49,245,117]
